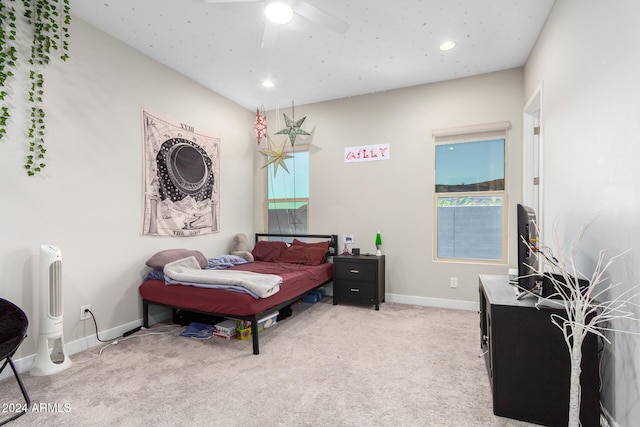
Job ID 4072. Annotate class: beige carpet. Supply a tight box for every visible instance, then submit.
[1,300,534,426]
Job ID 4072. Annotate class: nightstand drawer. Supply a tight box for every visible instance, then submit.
[335,280,376,302]
[334,260,376,282]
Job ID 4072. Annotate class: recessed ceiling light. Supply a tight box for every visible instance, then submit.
[439,40,456,51]
[265,1,293,25]
[262,80,275,88]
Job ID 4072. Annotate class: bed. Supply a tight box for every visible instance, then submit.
[139,233,338,354]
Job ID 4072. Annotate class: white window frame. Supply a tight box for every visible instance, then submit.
[265,143,310,234]
[432,122,511,264]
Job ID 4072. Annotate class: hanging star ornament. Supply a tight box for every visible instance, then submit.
[254,108,267,144]
[259,135,293,176]
[275,114,310,146]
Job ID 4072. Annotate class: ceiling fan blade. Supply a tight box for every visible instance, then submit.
[293,0,350,34]
[261,21,279,49]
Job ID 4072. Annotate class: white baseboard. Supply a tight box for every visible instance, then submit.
[385,293,479,311]
[320,282,333,296]
[2,310,172,381]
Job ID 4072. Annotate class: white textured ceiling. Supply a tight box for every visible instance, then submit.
[70,0,555,111]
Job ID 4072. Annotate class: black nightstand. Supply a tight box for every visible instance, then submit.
[332,255,385,310]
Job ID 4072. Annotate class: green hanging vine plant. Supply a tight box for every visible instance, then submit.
[0,0,70,176]
[0,2,18,140]
[23,0,71,175]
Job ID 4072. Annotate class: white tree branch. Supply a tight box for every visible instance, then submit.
[524,216,640,427]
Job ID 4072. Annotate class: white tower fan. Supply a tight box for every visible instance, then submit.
[30,244,72,376]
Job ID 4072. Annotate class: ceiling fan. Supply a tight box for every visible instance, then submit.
[196,0,350,48]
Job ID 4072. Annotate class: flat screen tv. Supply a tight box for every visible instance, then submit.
[516,204,542,295]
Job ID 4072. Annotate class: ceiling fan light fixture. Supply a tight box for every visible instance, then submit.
[439,40,456,51]
[265,1,294,25]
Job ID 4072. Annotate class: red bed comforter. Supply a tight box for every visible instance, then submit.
[139,261,333,317]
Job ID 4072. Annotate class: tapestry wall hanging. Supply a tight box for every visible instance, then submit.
[141,106,220,236]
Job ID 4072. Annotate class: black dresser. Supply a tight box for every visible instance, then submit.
[479,274,600,426]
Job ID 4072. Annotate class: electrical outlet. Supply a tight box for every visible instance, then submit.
[450,277,458,288]
[80,305,91,320]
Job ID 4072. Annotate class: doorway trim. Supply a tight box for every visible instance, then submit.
[523,82,544,234]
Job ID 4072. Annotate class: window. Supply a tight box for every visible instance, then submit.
[433,123,510,262]
[266,148,309,234]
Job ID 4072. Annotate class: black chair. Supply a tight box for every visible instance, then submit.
[0,298,30,425]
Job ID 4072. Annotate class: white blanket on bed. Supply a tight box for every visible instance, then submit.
[163,256,281,298]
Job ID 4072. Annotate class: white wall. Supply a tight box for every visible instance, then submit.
[258,68,524,308]
[0,18,255,361]
[524,1,640,425]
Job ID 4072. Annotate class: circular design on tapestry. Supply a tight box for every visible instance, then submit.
[156,138,214,202]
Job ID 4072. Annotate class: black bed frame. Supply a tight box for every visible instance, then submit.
[142,233,338,355]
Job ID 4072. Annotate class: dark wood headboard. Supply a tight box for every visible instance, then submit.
[254,233,339,256]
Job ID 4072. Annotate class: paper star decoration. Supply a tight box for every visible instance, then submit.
[275,114,310,146]
[259,135,293,176]
[254,108,267,144]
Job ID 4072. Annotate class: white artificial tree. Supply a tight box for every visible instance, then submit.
[527,217,640,427]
